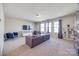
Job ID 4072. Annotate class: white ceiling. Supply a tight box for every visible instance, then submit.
[3,3,78,22]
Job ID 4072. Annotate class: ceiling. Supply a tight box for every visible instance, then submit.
[3,3,78,22]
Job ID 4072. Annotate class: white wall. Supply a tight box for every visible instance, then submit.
[0,3,5,55]
[5,17,34,33]
[62,14,75,29]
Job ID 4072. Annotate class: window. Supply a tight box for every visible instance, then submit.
[46,22,51,32]
[40,23,45,32]
[46,22,49,32]
[54,21,59,33]
[40,22,52,33]
[49,22,51,32]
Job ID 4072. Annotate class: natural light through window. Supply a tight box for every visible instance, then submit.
[46,22,49,32]
[46,22,51,33]
[40,23,45,32]
[54,21,59,33]
[49,22,51,32]
[40,22,51,33]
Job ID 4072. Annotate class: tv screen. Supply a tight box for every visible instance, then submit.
[23,25,27,30]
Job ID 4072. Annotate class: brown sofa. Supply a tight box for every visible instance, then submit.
[25,34,50,48]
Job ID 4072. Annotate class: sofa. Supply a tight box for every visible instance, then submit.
[33,31,41,35]
[25,33,50,48]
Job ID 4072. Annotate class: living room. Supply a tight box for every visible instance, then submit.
[0,3,79,56]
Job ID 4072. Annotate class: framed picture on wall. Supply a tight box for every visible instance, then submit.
[23,25,27,30]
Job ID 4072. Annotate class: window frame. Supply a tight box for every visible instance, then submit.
[40,21,52,33]
[40,22,45,32]
[54,21,59,33]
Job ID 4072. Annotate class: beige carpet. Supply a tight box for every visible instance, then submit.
[2,37,77,56]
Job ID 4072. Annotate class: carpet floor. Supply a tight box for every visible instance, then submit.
[2,37,77,56]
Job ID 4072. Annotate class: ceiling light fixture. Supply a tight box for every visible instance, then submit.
[36,14,40,17]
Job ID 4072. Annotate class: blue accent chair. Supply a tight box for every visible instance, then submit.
[4,32,18,41]
[5,33,14,39]
[13,32,18,37]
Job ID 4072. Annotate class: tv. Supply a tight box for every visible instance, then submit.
[23,25,27,30]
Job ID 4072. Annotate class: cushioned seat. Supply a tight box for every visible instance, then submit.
[4,32,18,41]
[13,32,18,37]
[6,33,14,39]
